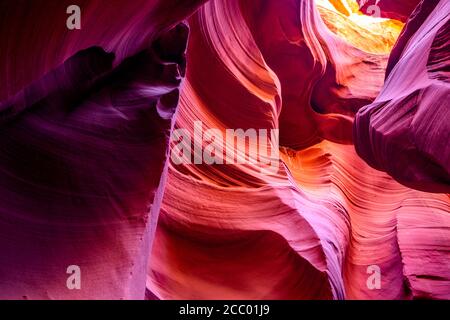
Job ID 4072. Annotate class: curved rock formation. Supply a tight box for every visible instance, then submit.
[354,0,450,193]
[0,0,448,300]
[0,0,204,300]
[148,0,449,300]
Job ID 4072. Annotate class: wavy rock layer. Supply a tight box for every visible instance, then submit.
[148,0,450,300]
[0,0,448,300]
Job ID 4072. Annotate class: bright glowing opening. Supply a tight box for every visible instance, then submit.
[315,0,404,54]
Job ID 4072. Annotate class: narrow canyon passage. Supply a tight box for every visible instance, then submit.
[0,0,448,300]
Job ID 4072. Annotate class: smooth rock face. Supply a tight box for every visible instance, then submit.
[354,0,450,193]
[0,0,449,300]
[0,0,204,300]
